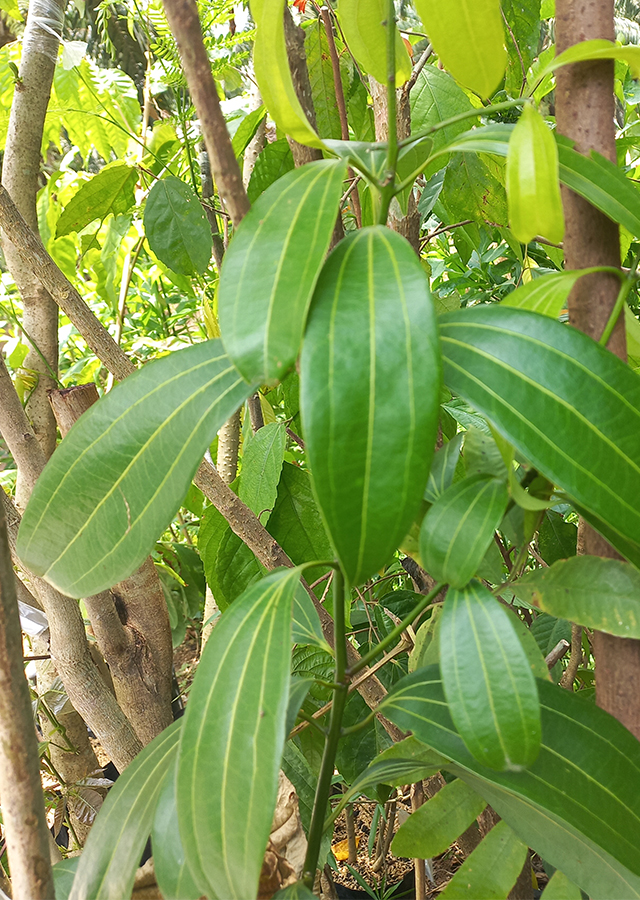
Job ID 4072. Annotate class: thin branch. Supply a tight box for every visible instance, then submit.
[560,624,583,689]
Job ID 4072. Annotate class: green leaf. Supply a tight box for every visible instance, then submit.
[250,0,323,149]
[438,820,528,899]
[239,422,287,520]
[535,39,640,86]
[392,779,486,859]
[501,268,613,316]
[268,463,334,586]
[247,139,295,203]
[17,341,254,597]
[512,556,640,639]
[273,884,318,900]
[293,585,329,650]
[300,226,441,587]
[541,870,582,900]
[69,722,181,900]
[506,104,564,244]
[285,676,314,736]
[413,0,507,98]
[151,763,200,900]
[420,475,508,588]
[232,105,267,158]
[144,176,213,276]
[440,581,541,771]
[337,0,412,85]
[53,858,80,900]
[530,613,570,658]
[335,692,392,784]
[56,163,137,237]
[424,433,464,502]
[440,305,640,568]
[305,21,342,141]
[380,666,640,899]
[538,510,577,565]
[177,568,299,900]
[441,152,508,228]
[502,0,541,97]
[219,160,347,384]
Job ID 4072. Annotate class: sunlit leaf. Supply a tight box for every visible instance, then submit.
[56,163,137,237]
[337,0,412,85]
[438,820,528,899]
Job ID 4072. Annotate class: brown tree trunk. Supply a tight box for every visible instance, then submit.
[555,0,640,739]
[1,0,63,495]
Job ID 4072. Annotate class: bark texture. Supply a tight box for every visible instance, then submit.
[555,0,640,738]
[0,501,54,899]
[1,0,63,483]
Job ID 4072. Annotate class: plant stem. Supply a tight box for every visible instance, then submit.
[347,582,443,677]
[377,0,398,225]
[599,254,639,346]
[303,566,348,886]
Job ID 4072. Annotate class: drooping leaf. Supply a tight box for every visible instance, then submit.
[177,568,299,899]
[413,0,507,98]
[56,163,137,237]
[17,341,254,597]
[151,763,200,900]
[239,422,287,521]
[392,779,486,859]
[506,104,564,244]
[438,820,528,899]
[219,160,347,384]
[69,722,181,900]
[300,226,441,587]
[250,0,323,148]
[144,176,213,276]
[440,581,541,771]
[439,305,640,567]
[512,556,640,639]
[380,666,640,899]
[337,0,412,85]
[420,475,508,588]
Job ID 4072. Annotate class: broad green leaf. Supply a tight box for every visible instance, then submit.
[273,884,318,900]
[239,422,287,520]
[144,176,213,276]
[506,104,564,244]
[300,226,441,587]
[541,870,582,900]
[409,606,442,672]
[538,510,577,565]
[512,556,640,639]
[506,608,550,681]
[247,139,295,203]
[380,667,640,899]
[151,763,200,900]
[392,779,486,859]
[231,105,267,158]
[250,0,323,149]
[17,341,254,597]
[219,160,347,384]
[530,613,571,658]
[440,305,640,568]
[502,0,541,97]
[335,692,393,784]
[56,163,137,237]
[212,528,263,610]
[177,568,299,900]
[281,739,321,835]
[268,463,334,586]
[285,676,314,736]
[420,475,508,587]
[441,152,508,228]
[69,722,181,900]
[410,66,477,181]
[534,39,640,88]
[414,0,507,98]
[501,268,615,316]
[305,21,342,141]
[337,0,412,86]
[424,433,464,501]
[293,585,329,651]
[439,820,528,899]
[440,581,541,771]
[53,858,80,900]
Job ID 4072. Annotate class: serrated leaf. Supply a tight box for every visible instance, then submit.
[300,226,441,587]
[56,164,137,237]
[151,762,200,900]
[506,104,564,244]
[380,666,640,899]
[512,556,640,639]
[239,422,287,521]
[69,722,180,900]
[439,820,528,899]
[17,341,254,597]
[420,474,508,587]
[440,581,541,771]
[440,305,640,568]
[250,0,323,149]
[337,0,412,85]
[177,568,299,900]
[414,0,507,98]
[219,160,347,384]
[305,21,342,141]
[144,176,213,276]
[392,779,486,859]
